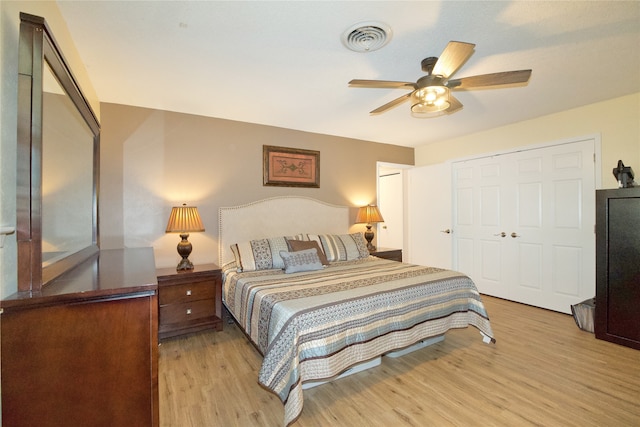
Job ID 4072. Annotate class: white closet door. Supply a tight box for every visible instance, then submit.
[453,139,596,314]
[454,156,511,299]
[406,163,452,269]
[511,141,596,312]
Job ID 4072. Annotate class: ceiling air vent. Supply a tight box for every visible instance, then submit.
[341,22,392,53]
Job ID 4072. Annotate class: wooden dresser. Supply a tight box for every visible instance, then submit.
[157,263,223,340]
[1,248,159,427]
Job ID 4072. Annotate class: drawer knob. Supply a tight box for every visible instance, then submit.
[186,289,192,296]
[186,308,192,315]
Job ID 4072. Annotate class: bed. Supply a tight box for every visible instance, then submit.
[219,196,494,426]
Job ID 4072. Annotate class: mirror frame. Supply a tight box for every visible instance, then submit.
[17,13,100,292]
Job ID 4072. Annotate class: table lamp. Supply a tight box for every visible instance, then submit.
[355,205,384,252]
[166,204,205,270]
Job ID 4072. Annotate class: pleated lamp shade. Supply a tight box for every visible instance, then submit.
[165,205,205,233]
[355,205,384,225]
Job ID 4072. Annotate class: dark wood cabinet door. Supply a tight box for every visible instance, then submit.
[595,188,640,350]
[2,295,158,427]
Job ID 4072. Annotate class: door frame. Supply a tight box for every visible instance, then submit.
[377,162,413,255]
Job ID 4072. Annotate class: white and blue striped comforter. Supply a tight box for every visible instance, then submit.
[222,256,494,426]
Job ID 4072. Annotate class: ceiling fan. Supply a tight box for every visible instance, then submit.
[349,41,532,117]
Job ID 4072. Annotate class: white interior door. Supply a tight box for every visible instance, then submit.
[406,163,452,269]
[377,169,403,250]
[453,138,596,314]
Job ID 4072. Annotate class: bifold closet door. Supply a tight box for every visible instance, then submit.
[453,139,596,313]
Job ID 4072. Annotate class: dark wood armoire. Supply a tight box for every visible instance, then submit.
[595,187,640,350]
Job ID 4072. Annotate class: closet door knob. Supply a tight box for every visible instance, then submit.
[494,232,506,238]
[441,229,451,234]
[511,232,520,238]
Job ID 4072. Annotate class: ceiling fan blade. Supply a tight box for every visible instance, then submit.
[349,79,416,89]
[432,41,476,78]
[448,69,532,89]
[370,92,413,114]
[446,95,463,113]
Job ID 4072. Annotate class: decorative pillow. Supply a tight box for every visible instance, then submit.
[286,239,329,265]
[349,232,371,258]
[280,249,324,274]
[303,233,370,262]
[230,236,289,272]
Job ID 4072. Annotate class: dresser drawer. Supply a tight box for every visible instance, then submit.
[159,280,215,306]
[160,299,215,325]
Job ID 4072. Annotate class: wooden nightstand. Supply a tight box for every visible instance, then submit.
[156,263,222,340]
[371,248,402,262]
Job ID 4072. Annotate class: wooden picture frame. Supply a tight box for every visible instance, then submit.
[263,145,320,188]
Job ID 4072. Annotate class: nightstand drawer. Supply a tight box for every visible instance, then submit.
[160,299,215,325]
[159,280,215,305]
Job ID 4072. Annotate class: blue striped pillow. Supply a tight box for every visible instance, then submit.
[300,233,369,262]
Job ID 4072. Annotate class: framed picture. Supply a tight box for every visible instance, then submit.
[263,145,320,188]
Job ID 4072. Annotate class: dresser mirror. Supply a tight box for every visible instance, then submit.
[17,13,100,292]
[42,62,95,267]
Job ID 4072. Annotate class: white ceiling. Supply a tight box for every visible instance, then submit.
[56,1,640,148]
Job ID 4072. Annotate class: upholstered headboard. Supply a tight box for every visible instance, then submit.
[218,196,349,266]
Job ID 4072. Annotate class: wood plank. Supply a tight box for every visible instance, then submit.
[158,296,640,426]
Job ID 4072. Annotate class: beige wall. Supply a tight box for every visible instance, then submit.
[100,103,414,269]
[0,1,100,298]
[415,93,640,190]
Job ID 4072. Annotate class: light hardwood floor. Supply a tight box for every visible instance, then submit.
[159,296,640,426]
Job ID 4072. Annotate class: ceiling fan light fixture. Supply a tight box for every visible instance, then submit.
[411,86,450,117]
[411,101,450,114]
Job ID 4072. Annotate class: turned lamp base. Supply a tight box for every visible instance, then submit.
[364,225,376,252]
[355,205,384,253]
[176,233,195,271]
